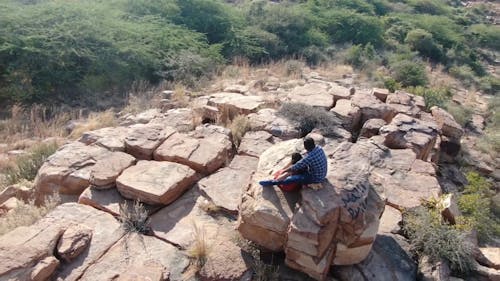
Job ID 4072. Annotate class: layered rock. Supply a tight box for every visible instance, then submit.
[116,160,198,205]
[0,203,124,281]
[153,125,232,174]
[89,151,136,189]
[351,91,396,123]
[330,99,362,131]
[431,106,464,140]
[149,108,196,132]
[238,131,277,158]
[386,91,423,117]
[34,142,111,203]
[380,113,439,160]
[372,88,390,102]
[359,119,386,139]
[247,108,300,139]
[78,126,130,151]
[199,240,253,281]
[124,124,176,160]
[287,83,334,109]
[330,84,352,104]
[198,155,258,213]
[56,225,93,262]
[208,92,266,117]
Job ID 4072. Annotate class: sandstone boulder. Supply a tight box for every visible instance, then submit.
[359,119,386,139]
[116,160,198,205]
[30,256,59,281]
[198,155,258,213]
[120,108,162,126]
[372,88,389,102]
[34,142,111,203]
[78,233,187,281]
[351,92,396,124]
[431,106,464,140]
[287,83,334,109]
[124,124,176,160]
[154,125,232,174]
[224,84,249,94]
[330,99,362,131]
[57,224,93,262]
[380,113,439,160]
[208,92,266,117]
[247,108,300,139]
[149,107,196,132]
[238,131,277,158]
[78,126,129,152]
[89,151,136,189]
[199,240,253,281]
[330,84,352,104]
[0,203,123,281]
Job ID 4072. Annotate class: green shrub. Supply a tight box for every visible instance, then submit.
[403,206,476,273]
[2,142,58,186]
[467,24,500,51]
[445,102,472,127]
[278,103,343,137]
[405,29,444,62]
[383,77,401,93]
[390,60,428,87]
[408,86,451,109]
[457,172,500,242]
[407,0,451,15]
[449,65,477,87]
[479,76,500,95]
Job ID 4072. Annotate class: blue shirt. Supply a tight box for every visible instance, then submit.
[289,146,327,183]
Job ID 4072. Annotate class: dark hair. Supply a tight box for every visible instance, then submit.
[304,137,315,152]
[291,152,302,164]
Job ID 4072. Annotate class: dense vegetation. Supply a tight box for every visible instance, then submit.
[0,0,498,107]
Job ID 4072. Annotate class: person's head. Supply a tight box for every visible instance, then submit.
[291,152,302,164]
[304,137,315,152]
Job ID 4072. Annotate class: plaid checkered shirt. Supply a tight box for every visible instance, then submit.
[289,146,328,183]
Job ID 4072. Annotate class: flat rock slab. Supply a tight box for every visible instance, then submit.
[330,99,362,131]
[79,126,130,152]
[116,160,198,205]
[238,131,277,158]
[287,83,334,109]
[198,155,258,213]
[208,92,266,116]
[199,240,253,281]
[0,203,124,281]
[154,126,232,174]
[351,92,396,123]
[149,108,196,132]
[78,187,160,216]
[79,233,188,281]
[247,108,300,139]
[89,151,136,189]
[34,142,111,203]
[150,188,235,249]
[124,124,176,160]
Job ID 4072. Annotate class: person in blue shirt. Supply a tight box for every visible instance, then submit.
[259,137,328,188]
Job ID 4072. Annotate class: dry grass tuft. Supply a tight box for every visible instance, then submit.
[69,109,117,139]
[172,84,190,108]
[183,222,210,280]
[0,194,60,236]
[228,115,251,147]
[122,80,167,114]
[118,200,150,234]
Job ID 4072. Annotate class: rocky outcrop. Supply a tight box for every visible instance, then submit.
[89,151,136,189]
[359,118,386,139]
[208,92,266,117]
[199,240,253,281]
[351,91,396,124]
[57,224,93,262]
[0,203,124,281]
[372,88,390,102]
[380,113,439,160]
[431,106,464,140]
[330,99,362,131]
[198,155,258,213]
[238,131,277,158]
[124,124,176,160]
[116,160,198,205]
[287,83,334,109]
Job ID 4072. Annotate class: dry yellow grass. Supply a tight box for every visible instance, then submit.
[182,222,210,280]
[228,115,251,147]
[172,84,190,108]
[69,109,117,139]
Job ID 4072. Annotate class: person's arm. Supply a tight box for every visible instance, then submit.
[288,156,310,173]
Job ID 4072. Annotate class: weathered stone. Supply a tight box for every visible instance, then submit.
[359,119,386,139]
[470,114,485,133]
[431,106,464,140]
[116,160,197,205]
[199,240,253,281]
[120,108,162,126]
[380,113,439,160]
[208,92,266,117]
[198,155,258,213]
[79,233,186,281]
[378,205,402,235]
[372,88,389,102]
[419,256,451,281]
[224,84,249,94]
[439,193,461,225]
[124,124,176,160]
[30,256,59,281]
[238,131,276,158]
[287,83,334,109]
[57,225,93,262]
[78,186,159,216]
[34,142,111,203]
[0,197,21,212]
[78,126,129,152]
[0,203,123,281]
[330,99,362,131]
[89,151,136,189]
[479,248,500,270]
[149,108,196,132]
[247,108,300,139]
[351,92,396,124]
[492,193,500,217]
[151,188,234,249]
[238,140,303,251]
[154,125,232,174]
[330,84,352,104]
[285,245,336,281]
[332,235,417,281]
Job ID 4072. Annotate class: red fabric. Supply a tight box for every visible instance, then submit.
[273,169,300,192]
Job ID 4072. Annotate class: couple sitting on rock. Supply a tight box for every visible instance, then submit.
[259,137,328,191]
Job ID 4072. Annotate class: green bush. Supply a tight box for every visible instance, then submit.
[403,206,476,273]
[383,77,401,93]
[467,24,500,51]
[390,60,428,87]
[449,65,477,87]
[345,43,377,69]
[445,102,472,127]
[408,86,451,109]
[407,0,451,15]
[2,142,58,186]
[405,29,444,62]
[479,76,500,95]
[457,172,500,242]
[278,103,343,137]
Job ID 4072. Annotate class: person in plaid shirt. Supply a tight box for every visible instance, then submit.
[259,137,327,188]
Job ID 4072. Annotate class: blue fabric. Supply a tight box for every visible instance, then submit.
[259,173,315,186]
[289,146,327,183]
